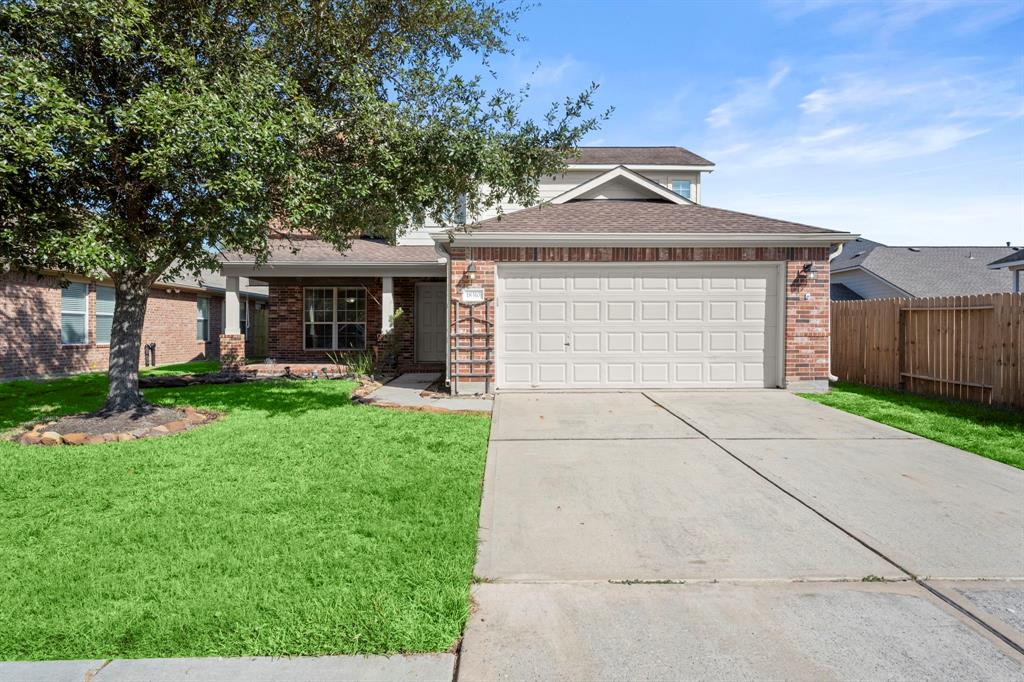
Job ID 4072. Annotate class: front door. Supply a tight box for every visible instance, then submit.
[415,281,446,363]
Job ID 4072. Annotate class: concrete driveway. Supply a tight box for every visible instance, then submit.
[459,391,1024,681]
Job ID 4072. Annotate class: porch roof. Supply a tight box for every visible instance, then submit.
[220,238,446,278]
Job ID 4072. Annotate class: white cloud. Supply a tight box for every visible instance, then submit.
[706,63,790,128]
[769,0,1024,38]
[526,55,580,87]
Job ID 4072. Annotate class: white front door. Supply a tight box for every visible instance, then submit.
[415,281,446,363]
[496,263,781,389]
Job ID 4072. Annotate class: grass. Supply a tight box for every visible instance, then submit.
[0,367,490,660]
[802,382,1024,469]
[140,360,220,376]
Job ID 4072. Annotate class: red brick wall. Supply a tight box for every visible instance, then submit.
[266,278,384,362]
[1,271,221,380]
[264,277,444,373]
[448,246,834,389]
[784,259,831,384]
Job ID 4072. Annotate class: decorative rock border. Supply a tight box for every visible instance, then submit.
[16,407,219,446]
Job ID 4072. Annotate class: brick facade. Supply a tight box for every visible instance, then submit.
[448,246,833,391]
[0,271,222,380]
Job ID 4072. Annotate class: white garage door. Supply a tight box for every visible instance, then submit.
[496,263,781,389]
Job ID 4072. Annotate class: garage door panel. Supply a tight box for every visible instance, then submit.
[497,264,780,389]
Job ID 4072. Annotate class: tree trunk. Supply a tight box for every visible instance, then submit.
[102,270,152,413]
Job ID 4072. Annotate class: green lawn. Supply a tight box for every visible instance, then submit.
[0,366,490,660]
[802,383,1024,470]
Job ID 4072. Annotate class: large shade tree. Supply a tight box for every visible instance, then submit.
[0,0,602,411]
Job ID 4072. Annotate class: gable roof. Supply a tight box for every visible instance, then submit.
[221,237,440,265]
[830,282,863,301]
[988,249,1024,268]
[469,199,841,235]
[550,165,692,205]
[571,146,714,167]
[833,245,1018,296]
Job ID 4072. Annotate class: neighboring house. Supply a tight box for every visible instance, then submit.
[830,238,1019,300]
[0,269,267,381]
[222,146,854,393]
[988,250,1024,293]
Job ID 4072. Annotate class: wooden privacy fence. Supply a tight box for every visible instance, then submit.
[831,293,1023,409]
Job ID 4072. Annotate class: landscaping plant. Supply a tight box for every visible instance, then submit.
[0,0,604,412]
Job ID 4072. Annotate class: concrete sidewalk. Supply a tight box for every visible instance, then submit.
[363,373,492,413]
[0,653,455,682]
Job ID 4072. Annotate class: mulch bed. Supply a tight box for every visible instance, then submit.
[138,367,357,389]
[15,404,220,446]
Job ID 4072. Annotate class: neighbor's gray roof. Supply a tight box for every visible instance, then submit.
[831,237,885,270]
[221,238,439,264]
[470,200,840,234]
[571,146,714,167]
[833,246,1019,296]
[830,282,863,301]
[988,249,1024,268]
[160,269,268,299]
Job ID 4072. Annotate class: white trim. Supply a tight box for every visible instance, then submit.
[567,164,714,172]
[302,286,368,351]
[434,231,858,248]
[381,277,395,333]
[550,165,693,205]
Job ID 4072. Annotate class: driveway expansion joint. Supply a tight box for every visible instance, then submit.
[640,390,1024,659]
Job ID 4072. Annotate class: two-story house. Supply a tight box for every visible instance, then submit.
[221,146,854,393]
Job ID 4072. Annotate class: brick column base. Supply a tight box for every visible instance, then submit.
[219,334,246,369]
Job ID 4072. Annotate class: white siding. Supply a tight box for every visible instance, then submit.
[831,269,908,299]
[397,168,703,245]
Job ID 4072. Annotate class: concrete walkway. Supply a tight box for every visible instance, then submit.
[460,391,1024,680]
[363,373,492,413]
[0,653,455,682]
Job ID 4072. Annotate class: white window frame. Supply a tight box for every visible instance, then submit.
[239,298,249,339]
[671,179,692,200]
[197,297,210,342]
[60,281,89,346]
[94,284,115,346]
[303,287,367,351]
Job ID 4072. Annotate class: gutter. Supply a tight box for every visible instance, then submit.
[827,242,844,383]
[433,231,859,248]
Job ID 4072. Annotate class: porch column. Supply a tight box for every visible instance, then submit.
[381,276,394,333]
[224,275,241,335]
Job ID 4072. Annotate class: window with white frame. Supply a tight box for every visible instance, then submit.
[60,282,88,345]
[671,179,692,200]
[95,285,115,345]
[197,298,210,341]
[304,287,366,350]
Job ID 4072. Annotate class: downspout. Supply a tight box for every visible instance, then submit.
[827,242,844,382]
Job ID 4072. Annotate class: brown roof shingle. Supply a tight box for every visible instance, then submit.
[571,146,714,166]
[221,238,439,264]
[470,200,841,234]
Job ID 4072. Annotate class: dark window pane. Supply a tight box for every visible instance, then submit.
[306,289,333,323]
[305,323,333,349]
[337,323,365,350]
[336,288,365,323]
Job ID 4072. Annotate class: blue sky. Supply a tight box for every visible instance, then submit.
[481,0,1024,245]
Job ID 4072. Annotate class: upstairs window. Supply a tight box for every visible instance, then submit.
[197,298,210,341]
[60,282,88,345]
[454,194,468,225]
[95,285,115,345]
[304,287,366,350]
[671,180,692,200]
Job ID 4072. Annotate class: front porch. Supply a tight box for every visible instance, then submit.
[220,238,448,376]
